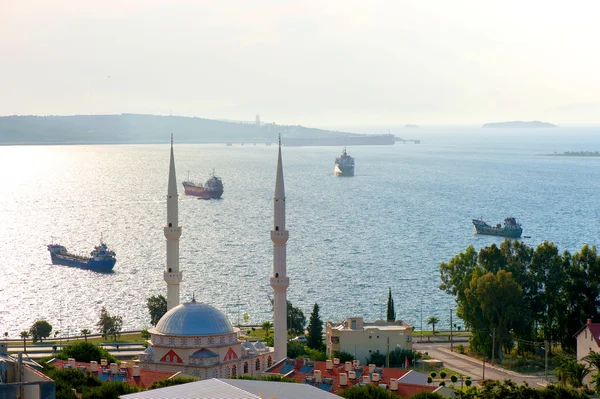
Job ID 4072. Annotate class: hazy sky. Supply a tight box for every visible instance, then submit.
[1,0,599,127]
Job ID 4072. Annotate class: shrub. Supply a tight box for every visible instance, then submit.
[457,344,465,354]
[430,372,437,379]
[439,371,447,379]
[438,380,446,386]
[148,377,198,389]
[59,342,118,364]
[450,374,458,383]
[465,379,472,387]
[427,376,433,384]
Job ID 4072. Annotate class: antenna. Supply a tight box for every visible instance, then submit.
[278,133,281,146]
[170,133,173,145]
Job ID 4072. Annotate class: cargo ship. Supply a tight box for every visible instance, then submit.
[334,148,355,177]
[182,169,224,199]
[47,240,116,272]
[472,217,523,238]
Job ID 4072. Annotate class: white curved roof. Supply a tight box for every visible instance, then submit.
[152,301,234,336]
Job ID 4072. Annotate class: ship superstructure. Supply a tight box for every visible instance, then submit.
[334,148,355,177]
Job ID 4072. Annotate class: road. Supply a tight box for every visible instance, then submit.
[415,342,549,387]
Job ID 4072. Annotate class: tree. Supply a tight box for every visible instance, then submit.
[96,307,123,341]
[80,328,91,342]
[427,316,439,334]
[60,341,118,363]
[386,287,395,322]
[286,301,306,336]
[141,328,151,340]
[287,340,306,359]
[339,383,396,399]
[243,312,249,324]
[307,303,323,350]
[147,294,167,326]
[262,321,273,336]
[20,330,29,352]
[30,320,52,343]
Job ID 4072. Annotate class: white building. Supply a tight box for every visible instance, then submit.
[0,343,55,399]
[326,317,413,365]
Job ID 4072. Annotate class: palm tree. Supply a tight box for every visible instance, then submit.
[583,350,600,370]
[20,330,30,352]
[427,316,440,334]
[262,321,273,337]
[81,328,91,342]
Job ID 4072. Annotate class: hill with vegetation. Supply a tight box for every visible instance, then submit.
[0,114,366,145]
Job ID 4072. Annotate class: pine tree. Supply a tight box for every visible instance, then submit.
[307,303,323,350]
[386,287,396,322]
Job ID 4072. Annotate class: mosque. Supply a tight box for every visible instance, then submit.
[138,137,289,379]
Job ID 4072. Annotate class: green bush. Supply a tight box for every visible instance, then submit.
[430,372,437,379]
[450,374,458,383]
[148,377,198,389]
[439,371,447,379]
[59,342,118,364]
[457,344,465,354]
[438,380,446,386]
[332,350,354,363]
[427,376,433,384]
[408,393,444,399]
[339,384,396,398]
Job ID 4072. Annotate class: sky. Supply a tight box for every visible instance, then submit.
[1,0,599,127]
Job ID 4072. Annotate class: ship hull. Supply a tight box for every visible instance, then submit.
[183,186,223,199]
[50,254,116,272]
[472,220,522,238]
[334,165,354,177]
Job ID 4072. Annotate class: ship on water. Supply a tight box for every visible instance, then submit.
[47,240,116,272]
[182,169,224,199]
[472,217,523,238]
[334,148,355,177]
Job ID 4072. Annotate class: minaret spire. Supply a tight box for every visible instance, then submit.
[164,135,183,311]
[270,134,289,361]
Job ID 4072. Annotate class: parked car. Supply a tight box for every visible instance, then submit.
[291,336,307,342]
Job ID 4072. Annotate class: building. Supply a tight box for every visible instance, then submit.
[326,317,413,365]
[121,378,340,399]
[137,137,284,378]
[265,358,446,397]
[138,300,274,378]
[575,318,600,386]
[0,342,55,399]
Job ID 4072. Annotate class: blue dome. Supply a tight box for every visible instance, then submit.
[153,301,234,336]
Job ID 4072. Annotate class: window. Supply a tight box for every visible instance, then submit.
[268,356,273,367]
[275,226,279,231]
[351,320,356,329]
[586,330,588,339]
[369,336,372,339]
[232,365,237,376]
[243,362,249,374]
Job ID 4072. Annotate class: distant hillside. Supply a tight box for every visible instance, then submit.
[482,121,557,128]
[0,114,391,146]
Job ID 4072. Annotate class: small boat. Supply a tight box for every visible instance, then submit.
[472,217,523,238]
[182,169,223,199]
[47,239,116,272]
[334,148,355,177]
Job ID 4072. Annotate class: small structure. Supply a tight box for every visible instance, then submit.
[326,317,413,364]
[575,318,600,386]
[0,342,55,399]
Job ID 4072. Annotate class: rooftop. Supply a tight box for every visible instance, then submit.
[265,359,436,397]
[50,359,177,388]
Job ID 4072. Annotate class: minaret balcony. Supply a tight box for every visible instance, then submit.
[164,270,183,284]
[164,226,182,240]
[270,230,289,242]
[270,276,289,289]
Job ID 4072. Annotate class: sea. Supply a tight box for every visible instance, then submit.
[1,126,600,338]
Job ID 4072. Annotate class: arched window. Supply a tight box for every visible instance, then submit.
[275,226,279,231]
[169,223,172,227]
[275,273,279,278]
[232,365,237,377]
[255,359,261,371]
[243,362,249,374]
[267,356,272,367]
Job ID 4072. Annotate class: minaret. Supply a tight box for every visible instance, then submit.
[164,135,182,311]
[270,135,289,361]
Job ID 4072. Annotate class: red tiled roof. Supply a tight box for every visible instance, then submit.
[267,360,434,397]
[51,360,177,388]
[588,324,600,347]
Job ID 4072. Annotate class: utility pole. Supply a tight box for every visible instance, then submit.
[545,340,549,383]
[450,309,453,352]
[482,356,486,380]
[386,337,390,368]
[420,297,423,343]
[491,328,496,366]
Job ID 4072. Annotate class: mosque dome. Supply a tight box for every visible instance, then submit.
[153,301,234,336]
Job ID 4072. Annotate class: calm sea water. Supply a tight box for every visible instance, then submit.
[1,127,600,337]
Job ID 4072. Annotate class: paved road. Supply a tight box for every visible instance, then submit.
[415,342,549,386]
